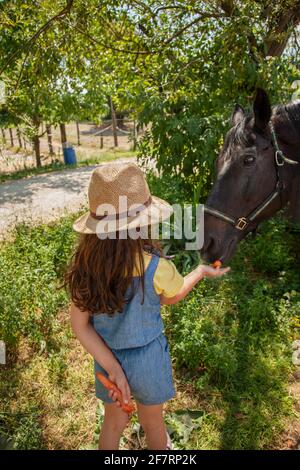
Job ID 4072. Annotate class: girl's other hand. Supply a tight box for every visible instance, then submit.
[107,366,131,406]
[199,264,231,278]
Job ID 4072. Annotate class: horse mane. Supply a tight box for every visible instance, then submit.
[227,100,300,150]
[272,100,300,134]
[223,115,254,157]
[273,100,300,223]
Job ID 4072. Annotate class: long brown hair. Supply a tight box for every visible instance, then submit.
[64,233,162,315]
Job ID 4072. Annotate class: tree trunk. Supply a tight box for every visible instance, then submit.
[9,128,13,146]
[219,2,300,59]
[76,121,81,146]
[46,124,54,157]
[32,116,41,167]
[263,3,300,57]
[59,123,67,147]
[220,0,234,16]
[33,134,41,167]
[110,97,118,147]
[1,128,6,143]
[17,128,22,148]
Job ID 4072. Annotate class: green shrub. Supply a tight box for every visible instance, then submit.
[0,217,77,348]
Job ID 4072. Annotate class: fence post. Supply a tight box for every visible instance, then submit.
[76,121,81,146]
[110,97,118,147]
[9,128,13,146]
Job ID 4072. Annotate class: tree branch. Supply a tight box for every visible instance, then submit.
[171,57,204,87]
[0,0,74,76]
[72,23,153,55]
[153,5,201,15]
[162,12,226,47]
[130,1,156,18]
[264,1,300,57]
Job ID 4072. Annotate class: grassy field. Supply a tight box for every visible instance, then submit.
[0,173,299,450]
[0,122,137,177]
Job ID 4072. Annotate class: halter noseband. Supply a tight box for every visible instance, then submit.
[204,122,299,232]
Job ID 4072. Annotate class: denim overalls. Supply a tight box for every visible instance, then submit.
[90,253,175,405]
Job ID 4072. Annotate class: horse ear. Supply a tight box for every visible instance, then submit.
[253,88,271,131]
[231,104,245,126]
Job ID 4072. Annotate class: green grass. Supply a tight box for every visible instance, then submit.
[0,214,97,449]
[0,173,299,449]
[0,149,136,184]
[163,216,300,449]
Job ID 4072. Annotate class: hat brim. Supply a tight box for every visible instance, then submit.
[72,196,173,235]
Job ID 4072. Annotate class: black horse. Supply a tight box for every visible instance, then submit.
[201,88,300,263]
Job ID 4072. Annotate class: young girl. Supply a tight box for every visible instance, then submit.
[65,162,229,450]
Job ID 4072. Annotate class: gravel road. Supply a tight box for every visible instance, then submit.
[0,159,135,240]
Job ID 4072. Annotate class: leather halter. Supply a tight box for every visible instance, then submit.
[204,122,299,232]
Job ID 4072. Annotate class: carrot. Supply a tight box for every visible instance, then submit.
[96,371,135,414]
[212,260,222,269]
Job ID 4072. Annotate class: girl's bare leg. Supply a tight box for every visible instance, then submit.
[98,402,129,450]
[137,402,167,450]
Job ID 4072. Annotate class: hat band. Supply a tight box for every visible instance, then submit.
[90,196,153,221]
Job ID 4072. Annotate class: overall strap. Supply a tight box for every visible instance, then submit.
[143,246,161,285]
[146,253,160,278]
[141,252,159,287]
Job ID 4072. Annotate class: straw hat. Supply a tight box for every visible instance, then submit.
[73,162,173,234]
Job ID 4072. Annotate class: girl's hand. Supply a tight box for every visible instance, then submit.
[198,264,230,278]
[107,365,131,407]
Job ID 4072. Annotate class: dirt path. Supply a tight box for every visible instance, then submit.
[276,368,300,450]
[0,159,134,240]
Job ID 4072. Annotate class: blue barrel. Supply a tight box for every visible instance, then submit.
[63,146,77,165]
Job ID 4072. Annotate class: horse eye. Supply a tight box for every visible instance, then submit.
[244,155,256,165]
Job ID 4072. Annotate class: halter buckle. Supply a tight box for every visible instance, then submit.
[275,150,285,167]
[235,217,248,231]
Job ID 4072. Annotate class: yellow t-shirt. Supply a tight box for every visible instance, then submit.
[133,251,184,298]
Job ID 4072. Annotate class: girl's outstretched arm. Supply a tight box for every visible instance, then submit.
[161,264,230,306]
[70,302,131,404]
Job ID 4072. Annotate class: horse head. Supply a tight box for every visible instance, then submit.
[201,88,300,263]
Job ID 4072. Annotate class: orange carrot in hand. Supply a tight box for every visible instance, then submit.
[96,371,135,414]
[212,260,222,269]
